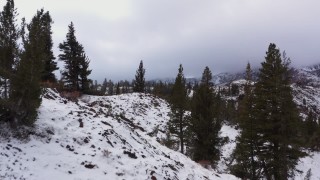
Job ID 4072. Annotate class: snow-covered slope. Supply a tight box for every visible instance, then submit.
[295,152,320,179]
[0,89,237,180]
[293,84,320,117]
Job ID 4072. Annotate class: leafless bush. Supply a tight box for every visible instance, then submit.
[102,149,111,158]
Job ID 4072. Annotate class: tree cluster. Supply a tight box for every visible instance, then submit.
[0,1,58,125]
[165,65,224,168]
[164,44,314,179]
[231,44,306,179]
[0,0,91,126]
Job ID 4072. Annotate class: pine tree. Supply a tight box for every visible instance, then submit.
[305,111,317,138]
[108,80,114,95]
[122,80,130,93]
[58,22,79,91]
[0,0,19,100]
[309,120,320,151]
[305,111,320,150]
[101,78,107,95]
[222,99,237,125]
[36,9,58,83]
[254,43,305,179]
[79,53,91,93]
[168,64,188,154]
[189,66,222,166]
[153,80,165,98]
[9,9,47,125]
[116,82,120,95]
[58,22,91,92]
[133,60,145,93]
[231,63,261,179]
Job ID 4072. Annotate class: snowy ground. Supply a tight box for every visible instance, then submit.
[1,86,320,180]
[217,125,239,173]
[0,89,237,180]
[296,152,320,179]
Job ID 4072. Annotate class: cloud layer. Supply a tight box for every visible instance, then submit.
[6,0,320,81]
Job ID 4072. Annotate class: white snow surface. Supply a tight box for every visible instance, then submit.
[295,152,320,179]
[293,84,320,116]
[217,125,239,173]
[0,89,237,180]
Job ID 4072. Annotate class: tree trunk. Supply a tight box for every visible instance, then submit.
[180,113,184,154]
[4,79,8,99]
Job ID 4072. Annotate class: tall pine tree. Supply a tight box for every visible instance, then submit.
[108,80,114,95]
[37,9,58,83]
[9,9,48,125]
[58,22,91,92]
[168,64,188,154]
[304,110,319,150]
[133,60,145,93]
[254,43,305,179]
[0,0,19,100]
[101,78,107,95]
[189,66,222,166]
[79,52,91,93]
[231,62,261,179]
[116,82,120,95]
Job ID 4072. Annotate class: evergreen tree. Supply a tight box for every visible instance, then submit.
[305,111,320,150]
[230,84,239,96]
[168,64,188,154]
[153,80,171,99]
[101,78,107,95]
[116,82,120,95]
[189,66,222,166]
[122,80,130,93]
[9,9,47,125]
[36,9,58,83]
[305,111,317,138]
[230,63,261,179]
[254,43,305,179]
[108,80,114,95]
[309,120,320,151]
[223,99,237,125]
[79,53,91,92]
[133,60,145,93]
[58,22,91,92]
[0,0,19,100]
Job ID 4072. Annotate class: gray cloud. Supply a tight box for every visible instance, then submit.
[5,0,320,82]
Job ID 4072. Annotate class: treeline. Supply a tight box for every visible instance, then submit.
[165,43,320,179]
[0,0,91,125]
[0,0,171,126]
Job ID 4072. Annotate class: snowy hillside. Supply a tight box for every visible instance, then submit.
[2,63,320,180]
[302,63,320,78]
[0,89,237,180]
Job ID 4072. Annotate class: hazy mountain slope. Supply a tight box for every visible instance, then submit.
[0,89,237,180]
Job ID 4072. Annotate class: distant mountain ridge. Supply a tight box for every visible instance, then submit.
[152,63,320,86]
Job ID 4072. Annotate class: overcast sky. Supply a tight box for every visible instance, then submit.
[4,0,320,82]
